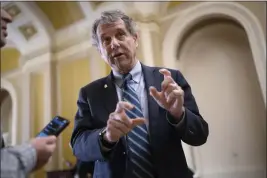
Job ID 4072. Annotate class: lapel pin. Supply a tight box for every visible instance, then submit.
[104,84,108,88]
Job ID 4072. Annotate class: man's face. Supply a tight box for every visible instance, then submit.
[97,19,138,74]
[1,8,12,48]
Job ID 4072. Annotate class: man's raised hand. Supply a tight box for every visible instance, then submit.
[104,101,145,143]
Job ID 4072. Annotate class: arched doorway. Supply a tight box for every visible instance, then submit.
[0,89,12,146]
[178,18,266,178]
[1,79,18,145]
[162,2,266,106]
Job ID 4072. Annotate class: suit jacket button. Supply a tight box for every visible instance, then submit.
[123,152,126,155]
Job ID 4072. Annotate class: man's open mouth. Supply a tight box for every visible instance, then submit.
[113,53,124,58]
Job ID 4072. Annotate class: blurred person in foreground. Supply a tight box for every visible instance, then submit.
[1,8,57,178]
[70,10,209,178]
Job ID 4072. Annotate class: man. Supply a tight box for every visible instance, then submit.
[1,8,57,178]
[71,10,209,178]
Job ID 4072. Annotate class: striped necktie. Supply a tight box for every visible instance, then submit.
[122,74,155,178]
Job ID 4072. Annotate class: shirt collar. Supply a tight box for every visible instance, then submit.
[112,60,142,87]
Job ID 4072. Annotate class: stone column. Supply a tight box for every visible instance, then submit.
[136,21,161,67]
[20,70,31,144]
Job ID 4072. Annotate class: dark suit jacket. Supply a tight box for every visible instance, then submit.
[70,64,209,178]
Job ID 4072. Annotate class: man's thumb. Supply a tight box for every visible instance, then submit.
[131,118,146,127]
[45,136,57,144]
[149,86,161,101]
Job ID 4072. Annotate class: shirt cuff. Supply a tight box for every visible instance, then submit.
[99,141,116,152]
[166,110,186,128]
[98,128,118,152]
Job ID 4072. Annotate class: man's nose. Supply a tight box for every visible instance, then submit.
[111,38,120,49]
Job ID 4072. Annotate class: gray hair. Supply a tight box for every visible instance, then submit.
[91,10,137,47]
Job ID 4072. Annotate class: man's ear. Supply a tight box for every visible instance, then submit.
[133,32,139,47]
[133,32,139,41]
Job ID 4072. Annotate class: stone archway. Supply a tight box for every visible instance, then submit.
[162,2,266,106]
[1,79,18,145]
[162,2,266,176]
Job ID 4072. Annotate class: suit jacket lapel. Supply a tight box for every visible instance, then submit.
[103,72,118,114]
[141,64,160,135]
[104,72,128,147]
